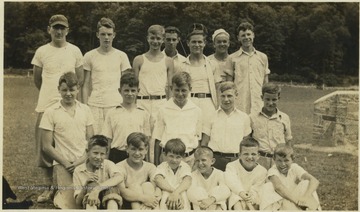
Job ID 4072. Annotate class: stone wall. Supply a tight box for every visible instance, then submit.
[313,91,358,147]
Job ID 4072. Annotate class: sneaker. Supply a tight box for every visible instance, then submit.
[36,190,52,203]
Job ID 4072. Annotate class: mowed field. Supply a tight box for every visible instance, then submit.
[2,76,358,210]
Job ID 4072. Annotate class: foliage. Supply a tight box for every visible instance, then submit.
[3,2,359,79]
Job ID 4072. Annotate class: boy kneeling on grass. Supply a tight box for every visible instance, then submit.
[73,135,123,209]
[260,144,321,210]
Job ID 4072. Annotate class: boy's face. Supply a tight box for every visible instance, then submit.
[237,29,254,48]
[214,34,230,54]
[194,153,215,175]
[164,32,179,51]
[87,145,107,169]
[119,84,139,104]
[165,152,183,170]
[48,25,68,44]
[262,92,280,114]
[187,34,206,54]
[97,26,115,49]
[171,83,191,107]
[147,32,164,50]
[274,154,293,175]
[239,146,259,170]
[126,143,147,164]
[58,82,79,105]
[220,88,236,112]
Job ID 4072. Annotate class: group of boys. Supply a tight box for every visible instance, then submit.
[31,14,321,210]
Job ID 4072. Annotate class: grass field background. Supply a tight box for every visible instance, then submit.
[2,76,358,210]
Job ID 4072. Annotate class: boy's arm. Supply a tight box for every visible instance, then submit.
[132,55,143,78]
[173,175,192,194]
[86,174,123,203]
[165,57,175,99]
[224,58,234,82]
[82,70,91,104]
[85,125,94,141]
[300,172,320,197]
[41,129,73,170]
[224,165,245,195]
[269,175,300,205]
[33,65,42,90]
[119,184,158,207]
[75,65,85,88]
[200,134,210,146]
[154,174,175,193]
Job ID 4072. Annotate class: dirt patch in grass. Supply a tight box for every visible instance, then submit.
[2,76,358,210]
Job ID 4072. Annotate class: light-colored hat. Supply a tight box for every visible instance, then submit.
[212,29,230,42]
[49,14,69,27]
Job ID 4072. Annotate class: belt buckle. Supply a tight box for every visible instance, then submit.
[149,95,157,100]
[198,93,205,98]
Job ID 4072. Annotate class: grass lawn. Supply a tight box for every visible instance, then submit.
[2,76,358,210]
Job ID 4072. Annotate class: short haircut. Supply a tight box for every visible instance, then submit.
[126,132,149,148]
[273,143,295,160]
[187,23,208,40]
[240,137,260,153]
[219,81,236,93]
[88,135,109,152]
[165,26,181,37]
[194,146,214,158]
[97,17,115,31]
[236,21,254,35]
[148,25,165,36]
[262,83,281,96]
[164,138,186,156]
[172,71,191,88]
[120,72,139,89]
[58,72,78,87]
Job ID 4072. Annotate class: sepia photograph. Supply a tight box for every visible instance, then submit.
[2,1,359,210]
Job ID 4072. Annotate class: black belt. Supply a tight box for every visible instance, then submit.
[213,151,239,158]
[259,151,273,158]
[137,95,166,100]
[190,93,212,98]
[161,148,195,157]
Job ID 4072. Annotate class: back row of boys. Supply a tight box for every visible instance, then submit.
[31,14,319,210]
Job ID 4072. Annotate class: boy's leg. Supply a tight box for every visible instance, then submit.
[102,186,122,209]
[187,186,208,210]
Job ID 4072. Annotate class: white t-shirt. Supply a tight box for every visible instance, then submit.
[83,48,131,107]
[31,43,83,112]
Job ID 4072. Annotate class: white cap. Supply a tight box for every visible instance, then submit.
[212,29,230,42]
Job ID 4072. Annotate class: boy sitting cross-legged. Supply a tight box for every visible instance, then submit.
[260,144,321,211]
[225,137,267,210]
[187,146,231,210]
[73,135,123,210]
[154,138,192,210]
[116,132,161,210]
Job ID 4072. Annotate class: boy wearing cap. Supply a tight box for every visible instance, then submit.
[224,21,270,114]
[163,26,187,73]
[82,17,131,134]
[40,72,94,208]
[133,25,175,162]
[31,14,84,203]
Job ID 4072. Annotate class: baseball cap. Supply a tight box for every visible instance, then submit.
[49,14,69,27]
[212,29,230,42]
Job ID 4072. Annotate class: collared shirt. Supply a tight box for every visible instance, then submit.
[190,168,230,203]
[267,163,307,190]
[31,43,83,112]
[224,48,270,114]
[84,48,131,107]
[250,109,292,153]
[179,55,221,107]
[138,54,167,96]
[162,50,187,73]
[152,98,202,152]
[205,108,251,153]
[154,161,192,188]
[116,160,156,188]
[73,159,121,198]
[101,105,151,150]
[39,100,94,165]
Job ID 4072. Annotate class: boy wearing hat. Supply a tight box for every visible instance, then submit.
[31,14,84,203]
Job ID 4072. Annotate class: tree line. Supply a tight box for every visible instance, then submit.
[4,2,359,85]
